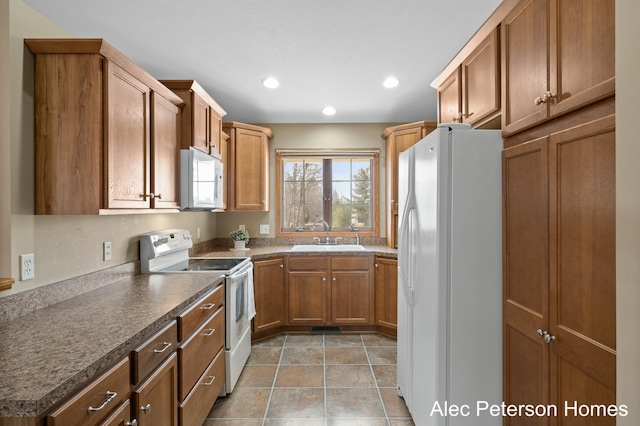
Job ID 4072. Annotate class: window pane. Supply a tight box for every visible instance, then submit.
[352,160,370,179]
[332,159,351,180]
[332,204,351,228]
[332,182,351,204]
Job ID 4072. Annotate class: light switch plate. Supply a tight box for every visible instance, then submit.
[103,242,112,261]
[260,224,269,234]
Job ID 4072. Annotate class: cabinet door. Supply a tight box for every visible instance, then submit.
[502,0,549,135]
[548,0,615,118]
[232,128,269,211]
[106,61,151,209]
[502,137,550,425]
[331,270,373,324]
[462,27,500,126]
[374,258,397,333]
[133,353,178,426]
[437,67,461,124]
[151,92,181,209]
[253,257,285,332]
[287,271,328,324]
[548,115,616,420]
[99,399,134,426]
[191,91,210,154]
[385,126,427,248]
[209,107,222,158]
[220,133,229,210]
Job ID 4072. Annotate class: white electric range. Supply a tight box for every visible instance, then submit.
[139,229,254,395]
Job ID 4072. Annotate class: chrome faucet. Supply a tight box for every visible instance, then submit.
[312,218,334,244]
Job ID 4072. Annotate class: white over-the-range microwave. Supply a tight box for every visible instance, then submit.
[180,148,224,210]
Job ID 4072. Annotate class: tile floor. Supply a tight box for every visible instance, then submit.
[205,333,414,426]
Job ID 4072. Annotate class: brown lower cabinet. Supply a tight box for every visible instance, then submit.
[132,353,178,426]
[374,257,398,338]
[286,255,374,326]
[502,113,616,425]
[252,257,285,333]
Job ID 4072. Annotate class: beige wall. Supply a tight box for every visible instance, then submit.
[616,0,640,422]
[215,122,395,239]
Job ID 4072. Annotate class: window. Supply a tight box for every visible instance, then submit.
[276,149,379,236]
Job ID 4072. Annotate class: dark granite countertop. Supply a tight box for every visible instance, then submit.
[198,244,398,260]
[0,272,224,417]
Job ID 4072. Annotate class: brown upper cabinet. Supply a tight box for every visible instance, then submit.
[160,80,227,158]
[437,27,501,128]
[501,0,615,135]
[25,39,184,214]
[222,122,273,212]
[382,121,437,248]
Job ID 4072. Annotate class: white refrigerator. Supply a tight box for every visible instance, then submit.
[397,123,502,426]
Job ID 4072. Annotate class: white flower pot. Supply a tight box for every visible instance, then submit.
[233,240,246,250]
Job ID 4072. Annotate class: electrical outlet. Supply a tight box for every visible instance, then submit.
[103,242,112,261]
[239,224,245,231]
[20,254,34,281]
[196,227,201,239]
[260,224,269,234]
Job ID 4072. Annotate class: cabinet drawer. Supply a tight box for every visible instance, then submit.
[331,256,371,271]
[179,348,225,426]
[47,358,130,426]
[131,320,178,385]
[177,283,224,341]
[177,307,225,401]
[287,256,327,271]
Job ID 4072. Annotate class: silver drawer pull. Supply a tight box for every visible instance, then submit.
[153,342,172,353]
[200,303,216,310]
[202,375,216,386]
[203,328,216,336]
[88,391,117,412]
[141,403,152,415]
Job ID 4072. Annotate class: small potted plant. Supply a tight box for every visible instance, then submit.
[230,228,250,250]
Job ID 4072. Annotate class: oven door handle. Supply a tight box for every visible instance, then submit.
[228,263,253,279]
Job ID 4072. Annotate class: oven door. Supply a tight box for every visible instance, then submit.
[225,262,254,350]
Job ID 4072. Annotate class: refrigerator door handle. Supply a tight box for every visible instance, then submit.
[399,205,415,306]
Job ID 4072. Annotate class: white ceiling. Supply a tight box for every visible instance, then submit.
[23,0,502,123]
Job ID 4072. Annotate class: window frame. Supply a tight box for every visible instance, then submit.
[276,148,380,238]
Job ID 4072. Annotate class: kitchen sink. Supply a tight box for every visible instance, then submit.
[290,244,367,252]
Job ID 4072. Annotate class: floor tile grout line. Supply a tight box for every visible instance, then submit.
[260,334,288,426]
[361,334,393,426]
[323,333,328,426]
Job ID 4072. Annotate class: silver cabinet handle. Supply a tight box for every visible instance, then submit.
[534,91,557,106]
[200,303,216,310]
[153,342,172,353]
[141,403,152,415]
[88,391,117,412]
[280,264,284,268]
[536,329,556,344]
[126,420,138,426]
[203,328,216,336]
[322,277,326,282]
[332,277,336,281]
[202,375,216,386]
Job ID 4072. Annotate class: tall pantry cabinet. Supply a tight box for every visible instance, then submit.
[500,0,616,424]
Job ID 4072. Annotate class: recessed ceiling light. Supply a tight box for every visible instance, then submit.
[383,77,400,88]
[262,77,279,89]
[322,106,337,116]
